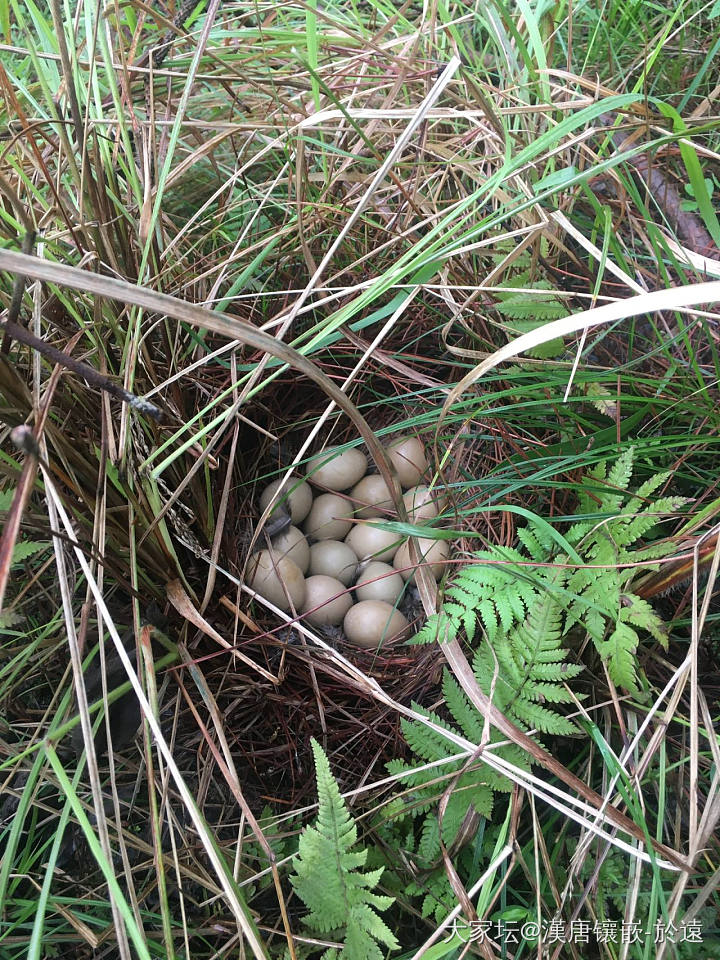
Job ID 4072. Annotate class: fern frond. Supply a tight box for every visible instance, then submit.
[496,298,568,321]
[400,705,465,765]
[515,526,552,561]
[613,496,688,548]
[10,540,49,566]
[406,871,454,923]
[596,622,639,692]
[290,741,399,956]
[620,594,668,648]
[585,382,618,418]
[564,518,598,548]
[441,671,486,744]
[411,610,457,645]
[418,814,441,863]
[436,551,542,642]
[396,448,680,887]
[628,470,672,503]
[495,266,533,288]
[606,446,635,498]
[516,700,580,736]
[345,905,397,960]
[474,595,581,735]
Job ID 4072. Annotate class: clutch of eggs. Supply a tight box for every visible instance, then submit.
[249,435,449,649]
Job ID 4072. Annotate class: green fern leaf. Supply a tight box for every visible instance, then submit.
[496,266,533,288]
[433,553,539,644]
[614,496,688,548]
[407,871,454,923]
[472,595,580,734]
[290,741,399,955]
[10,540,49,566]
[441,674,484,743]
[345,904,397,960]
[400,707,466,766]
[531,662,583,682]
[0,492,49,566]
[496,298,568,321]
[516,700,579,735]
[418,815,441,862]
[585,382,618,418]
[628,471,672,503]
[597,623,639,692]
[416,775,494,863]
[395,448,681,893]
[515,526,549,561]
[411,611,456,645]
[620,594,668,648]
[607,446,635,496]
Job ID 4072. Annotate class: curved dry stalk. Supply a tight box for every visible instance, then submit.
[0,248,408,521]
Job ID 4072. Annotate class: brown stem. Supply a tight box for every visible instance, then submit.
[1,316,162,420]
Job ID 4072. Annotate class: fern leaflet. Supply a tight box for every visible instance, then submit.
[290,740,399,960]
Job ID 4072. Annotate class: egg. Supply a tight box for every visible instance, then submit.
[393,537,450,582]
[309,540,358,586]
[403,484,442,522]
[350,474,394,519]
[303,575,353,627]
[354,561,405,605]
[343,601,411,649]
[345,521,403,563]
[304,493,354,541]
[387,435,429,488]
[305,445,367,491]
[247,550,306,612]
[259,474,313,524]
[271,525,310,574]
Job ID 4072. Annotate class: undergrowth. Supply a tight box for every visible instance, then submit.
[290,740,399,960]
[417,446,686,692]
[379,448,689,914]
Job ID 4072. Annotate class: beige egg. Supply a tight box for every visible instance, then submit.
[247,550,306,612]
[343,601,411,649]
[345,521,403,563]
[259,474,313,524]
[271,525,310,574]
[303,575,353,627]
[355,561,405,605]
[309,540,358,586]
[350,474,395,519]
[393,537,450,582]
[305,445,367,491]
[403,485,442,522]
[304,493,354,541]
[387,435,429,488]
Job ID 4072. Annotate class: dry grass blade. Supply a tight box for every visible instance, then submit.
[4,2,720,952]
[166,578,278,683]
[437,280,720,444]
[0,427,39,611]
[0,249,408,518]
[38,467,270,959]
